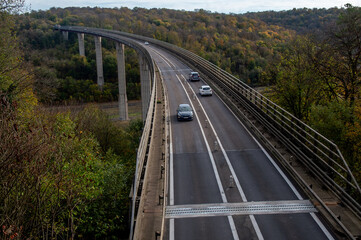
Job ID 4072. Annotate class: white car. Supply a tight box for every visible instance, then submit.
[144,41,149,45]
[199,85,212,96]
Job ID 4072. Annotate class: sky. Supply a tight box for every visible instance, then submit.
[25,0,360,13]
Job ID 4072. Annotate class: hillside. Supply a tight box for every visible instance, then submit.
[15,6,344,104]
[245,7,343,34]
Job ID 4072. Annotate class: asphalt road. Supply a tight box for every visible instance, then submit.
[146,44,337,240]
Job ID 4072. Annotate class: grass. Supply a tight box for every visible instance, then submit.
[42,100,142,128]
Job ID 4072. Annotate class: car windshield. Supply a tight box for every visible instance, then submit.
[179,105,192,111]
[202,87,210,90]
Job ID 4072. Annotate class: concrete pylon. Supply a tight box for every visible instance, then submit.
[62,31,68,40]
[77,33,85,56]
[94,36,104,89]
[116,42,128,121]
[139,55,151,121]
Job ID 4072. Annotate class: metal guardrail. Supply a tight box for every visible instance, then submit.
[129,64,156,239]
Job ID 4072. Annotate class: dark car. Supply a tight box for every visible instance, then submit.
[189,72,200,81]
[177,104,193,121]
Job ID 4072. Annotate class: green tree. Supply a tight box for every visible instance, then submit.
[314,4,361,107]
[344,105,361,185]
[309,101,354,147]
[267,36,324,120]
[309,101,361,187]
[0,0,26,104]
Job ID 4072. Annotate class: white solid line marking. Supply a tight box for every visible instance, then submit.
[149,48,176,68]
[176,74,227,202]
[262,148,303,200]
[176,74,239,240]
[250,215,264,240]
[310,213,335,240]
[156,49,239,239]
[181,74,264,240]
[170,218,175,240]
[217,88,335,239]
[228,215,239,240]
[185,77,248,201]
[170,140,174,205]
[159,67,174,206]
[162,66,175,240]
[217,93,303,199]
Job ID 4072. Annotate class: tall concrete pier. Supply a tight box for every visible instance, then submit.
[116,42,128,121]
[77,33,85,56]
[94,36,104,89]
[62,31,68,40]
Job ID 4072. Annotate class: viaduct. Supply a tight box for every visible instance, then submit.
[54,26,361,240]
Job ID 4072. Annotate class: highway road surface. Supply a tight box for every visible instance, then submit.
[145,43,337,240]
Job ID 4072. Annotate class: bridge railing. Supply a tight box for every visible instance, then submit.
[130,60,156,239]
[103,29,361,219]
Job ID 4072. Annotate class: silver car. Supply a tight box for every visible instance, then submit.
[189,72,200,81]
[199,85,212,96]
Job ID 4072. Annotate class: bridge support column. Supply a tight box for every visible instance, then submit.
[77,33,85,56]
[62,31,68,40]
[139,55,151,121]
[116,42,128,121]
[94,36,104,89]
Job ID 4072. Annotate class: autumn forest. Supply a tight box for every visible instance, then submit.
[1,0,360,238]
